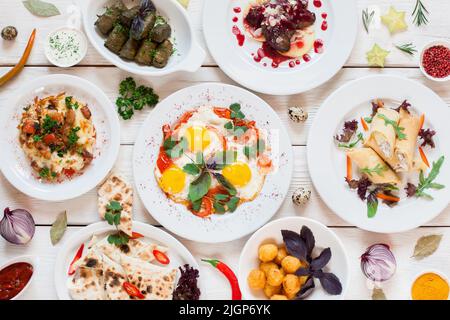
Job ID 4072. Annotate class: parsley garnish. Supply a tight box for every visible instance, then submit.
[65,96,79,110]
[39,167,56,179]
[104,201,130,246]
[67,127,80,148]
[116,77,159,120]
[42,115,59,134]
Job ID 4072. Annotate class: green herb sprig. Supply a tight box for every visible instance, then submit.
[105,201,129,246]
[224,103,248,137]
[116,77,159,120]
[412,0,429,27]
[362,8,375,34]
[377,114,406,140]
[361,164,387,177]
[338,133,364,149]
[415,156,445,199]
[395,43,417,56]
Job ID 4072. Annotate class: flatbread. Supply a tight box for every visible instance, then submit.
[98,174,133,236]
[68,266,105,300]
[102,254,130,300]
[120,254,177,300]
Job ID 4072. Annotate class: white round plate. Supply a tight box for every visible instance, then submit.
[307,75,450,233]
[0,74,120,201]
[203,0,357,95]
[54,221,201,300]
[133,83,293,243]
[239,217,349,300]
[82,0,205,76]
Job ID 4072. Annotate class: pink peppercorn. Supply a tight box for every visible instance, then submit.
[422,45,450,79]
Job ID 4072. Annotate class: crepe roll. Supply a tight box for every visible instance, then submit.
[347,148,400,185]
[393,109,421,172]
[364,108,400,167]
[95,0,126,35]
[104,24,129,54]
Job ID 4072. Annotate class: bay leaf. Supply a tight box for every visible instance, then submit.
[50,211,67,245]
[372,287,386,300]
[412,234,443,260]
[23,0,60,17]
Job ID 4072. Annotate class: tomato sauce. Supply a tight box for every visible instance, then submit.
[0,262,33,300]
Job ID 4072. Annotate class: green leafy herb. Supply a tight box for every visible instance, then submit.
[415,156,445,200]
[67,127,80,148]
[230,103,245,119]
[23,0,60,17]
[364,116,373,124]
[361,164,387,177]
[226,196,240,212]
[377,114,406,140]
[213,173,237,196]
[116,77,159,120]
[188,171,211,203]
[50,211,67,245]
[65,96,79,110]
[412,234,443,260]
[207,150,237,170]
[183,163,201,175]
[163,136,187,158]
[107,232,130,246]
[244,139,266,158]
[224,121,248,137]
[104,200,123,227]
[39,167,56,179]
[367,192,379,218]
[338,133,364,149]
[42,115,59,134]
[395,43,417,56]
[362,8,375,34]
[412,0,429,27]
[33,135,42,142]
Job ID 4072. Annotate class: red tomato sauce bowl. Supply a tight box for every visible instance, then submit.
[0,256,37,300]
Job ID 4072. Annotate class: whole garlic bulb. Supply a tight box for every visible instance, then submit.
[288,106,308,123]
[292,187,311,205]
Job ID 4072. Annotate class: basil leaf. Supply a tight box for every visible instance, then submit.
[23,0,60,17]
[224,122,234,130]
[233,126,248,137]
[213,201,226,213]
[183,163,200,175]
[164,137,187,158]
[214,194,229,201]
[50,211,67,245]
[229,103,241,112]
[213,173,237,196]
[188,171,211,203]
[191,199,202,212]
[281,229,307,261]
[226,196,240,212]
[367,198,378,218]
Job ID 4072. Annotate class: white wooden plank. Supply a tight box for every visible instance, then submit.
[2,226,449,300]
[1,145,449,227]
[0,67,449,147]
[0,0,448,67]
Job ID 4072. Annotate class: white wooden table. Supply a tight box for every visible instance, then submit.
[0,0,449,300]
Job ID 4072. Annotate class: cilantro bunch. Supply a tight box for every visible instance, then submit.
[104,200,129,245]
[116,77,159,120]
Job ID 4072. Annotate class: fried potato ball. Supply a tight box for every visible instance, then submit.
[263,284,281,298]
[259,262,278,276]
[247,269,266,289]
[258,244,278,262]
[281,255,302,274]
[283,274,301,296]
[271,294,288,300]
[267,267,284,286]
[275,247,288,265]
[285,290,298,300]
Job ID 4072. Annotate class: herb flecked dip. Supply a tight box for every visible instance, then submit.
[46,28,86,67]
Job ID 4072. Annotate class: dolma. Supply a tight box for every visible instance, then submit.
[120,6,140,28]
[95,0,126,35]
[105,24,129,54]
[119,37,140,60]
[135,40,157,66]
[151,23,172,43]
[130,0,157,40]
[152,40,173,68]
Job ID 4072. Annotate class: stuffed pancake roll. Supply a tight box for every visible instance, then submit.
[135,40,157,65]
[151,23,172,43]
[347,148,400,185]
[105,24,129,54]
[95,0,126,35]
[364,108,400,167]
[120,5,140,28]
[119,37,140,60]
[152,40,173,68]
[394,109,421,172]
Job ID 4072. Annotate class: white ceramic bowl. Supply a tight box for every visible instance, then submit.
[410,269,450,300]
[44,27,88,67]
[0,255,39,300]
[239,217,349,300]
[82,0,205,76]
[0,74,121,201]
[419,40,450,82]
[54,221,202,300]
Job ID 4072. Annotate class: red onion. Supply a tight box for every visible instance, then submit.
[0,208,35,245]
[360,243,396,282]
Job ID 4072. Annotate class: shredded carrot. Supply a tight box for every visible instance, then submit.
[361,117,369,131]
[346,155,352,181]
[419,114,425,130]
[418,147,430,168]
[376,193,400,202]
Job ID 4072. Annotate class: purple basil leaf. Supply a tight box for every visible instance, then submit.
[295,267,311,277]
[300,225,315,256]
[281,229,307,261]
[295,276,315,300]
[318,272,342,295]
[310,247,332,271]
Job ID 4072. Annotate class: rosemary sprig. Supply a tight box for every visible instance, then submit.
[395,43,417,56]
[362,8,375,33]
[412,0,429,27]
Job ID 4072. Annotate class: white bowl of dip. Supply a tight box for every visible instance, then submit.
[44,27,88,67]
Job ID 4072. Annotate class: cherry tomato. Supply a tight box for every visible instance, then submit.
[130,232,144,239]
[123,282,145,299]
[43,133,57,145]
[192,197,213,218]
[22,120,36,134]
[153,249,170,265]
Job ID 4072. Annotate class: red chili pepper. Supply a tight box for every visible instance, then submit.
[130,232,144,239]
[156,147,173,173]
[153,249,170,265]
[68,243,84,275]
[123,281,145,299]
[202,259,241,300]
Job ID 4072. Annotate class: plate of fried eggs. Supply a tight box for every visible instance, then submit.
[133,83,293,243]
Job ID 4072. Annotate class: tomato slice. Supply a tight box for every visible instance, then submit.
[43,133,57,145]
[257,155,272,174]
[123,282,145,299]
[156,147,173,173]
[22,120,36,134]
[63,168,75,178]
[153,249,170,265]
[162,124,171,140]
[213,107,231,119]
[68,243,84,275]
[192,197,213,218]
[174,111,194,130]
[130,232,144,239]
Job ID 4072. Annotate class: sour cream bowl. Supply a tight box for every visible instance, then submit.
[44,27,88,67]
